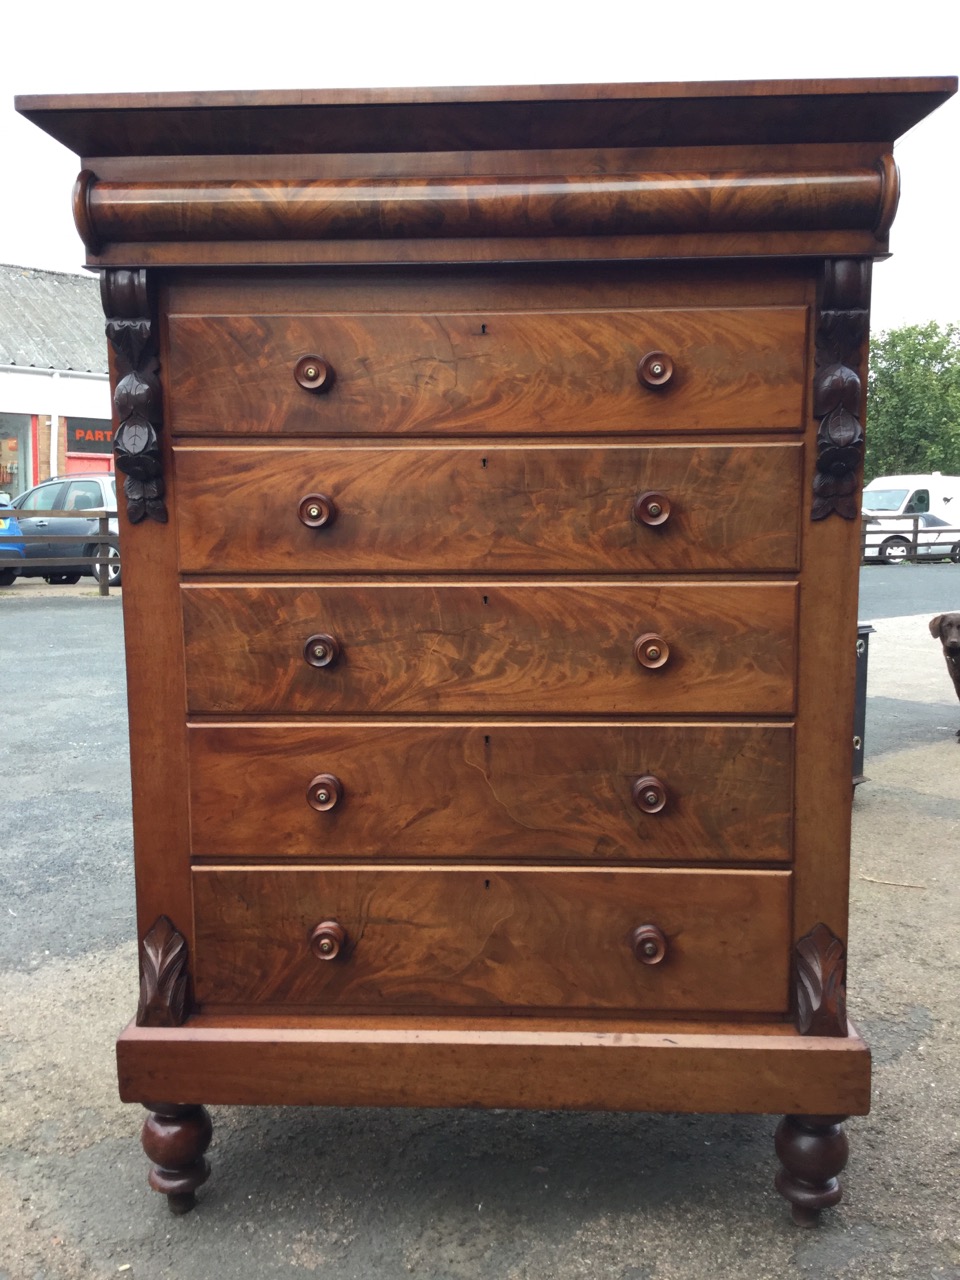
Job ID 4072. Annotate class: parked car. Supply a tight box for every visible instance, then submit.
[8,474,120,586]
[0,504,26,586]
[862,511,960,564]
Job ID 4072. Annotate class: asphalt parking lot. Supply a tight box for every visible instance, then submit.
[1,566,958,1280]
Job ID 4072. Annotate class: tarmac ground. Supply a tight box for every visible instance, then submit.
[1,565,958,1280]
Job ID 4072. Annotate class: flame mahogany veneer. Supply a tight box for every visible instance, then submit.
[19,76,955,1221]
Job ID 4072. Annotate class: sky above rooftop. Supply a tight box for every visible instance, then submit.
[2,0,957,334]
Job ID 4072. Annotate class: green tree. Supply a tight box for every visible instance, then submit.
[865,322,960,480]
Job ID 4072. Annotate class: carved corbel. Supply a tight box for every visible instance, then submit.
[811,259,871,521]
[136,916,189,1027]
[101,268,167,524]
[794,922,848,1037]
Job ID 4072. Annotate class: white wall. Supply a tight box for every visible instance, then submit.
[0,366,111,419]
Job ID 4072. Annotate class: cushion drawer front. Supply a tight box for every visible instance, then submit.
[192,866,792,1013]
[187,722,793,863]
[165,307,807,436]
[175,442,803,575]
[182,582,797,715]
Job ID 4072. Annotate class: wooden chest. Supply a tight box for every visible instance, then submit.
[18,76,955,1221]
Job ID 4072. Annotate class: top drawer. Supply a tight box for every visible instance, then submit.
[165,307,808,437]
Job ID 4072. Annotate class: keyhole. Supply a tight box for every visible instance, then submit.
[481,323,487,335]
[481,458,487,469]
[482,595,489,605]
[484,879,490,889]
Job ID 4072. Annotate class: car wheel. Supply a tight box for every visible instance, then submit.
[879,536,911,564]
[951,543,960,564]
[90,543,121,587]
[0,568,17,586]
[44,572,82,584]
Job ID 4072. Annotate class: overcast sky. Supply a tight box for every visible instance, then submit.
[2,0,957,334]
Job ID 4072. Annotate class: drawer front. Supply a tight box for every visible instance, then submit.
[187,723,793,862]
[166,307,807,436]
[175,442,803,575]
[182,582,797,715]
[192,866,791,1013]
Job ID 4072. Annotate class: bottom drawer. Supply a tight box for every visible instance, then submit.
[193,867,791,1014]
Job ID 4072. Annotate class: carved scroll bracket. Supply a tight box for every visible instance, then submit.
[137,915,189,1027]
[794,922,848,1037]
[101,268,167,524]
[811,259,870,521]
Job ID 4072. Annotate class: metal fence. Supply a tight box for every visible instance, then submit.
[0,507,119,596]
[861,513,960,565]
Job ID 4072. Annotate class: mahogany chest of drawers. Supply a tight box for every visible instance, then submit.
[19,76,955,1221]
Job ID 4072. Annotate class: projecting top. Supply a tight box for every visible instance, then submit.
[16,76,957,157]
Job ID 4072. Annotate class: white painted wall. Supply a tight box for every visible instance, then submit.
[0,366,111,418]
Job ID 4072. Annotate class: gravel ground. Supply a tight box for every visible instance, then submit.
[0,566,958,1280]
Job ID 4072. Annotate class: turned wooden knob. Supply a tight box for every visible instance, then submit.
[633,491,671,526]
[637,351,674,389]
[297,492,337,528]
[294,354,334,392]
[634,633,670,669]
[630,924,668,965]
[310,920,347,960]
[632,775,668,814]
[303,633,341,669]
[306,773,342,812]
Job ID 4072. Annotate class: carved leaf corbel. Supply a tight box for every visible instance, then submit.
[811,260,870,521]
[794,922,848,1037]
[136,915,189,1027]
[101,269,167,524]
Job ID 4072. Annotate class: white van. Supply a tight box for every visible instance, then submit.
[862,473,960,563]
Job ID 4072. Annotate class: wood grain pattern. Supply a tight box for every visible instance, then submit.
[26,78,945,1189]
[186,722,794,862]
[174,443,804,575]
[181,582,798,715]
[192,866,792,1013]
[107,311,195,952]
[117,1018,873,1114]
[79,169,884,247]
[18,76,955,157]
[82,141,892,186]
[90,229,891,269]
[165,308,807,436]
[791,260,867,944]
[165,258,812,316]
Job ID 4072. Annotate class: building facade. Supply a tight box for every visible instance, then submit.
[0,264,111,503]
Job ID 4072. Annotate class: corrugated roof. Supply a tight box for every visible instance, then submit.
[0,264,107,374]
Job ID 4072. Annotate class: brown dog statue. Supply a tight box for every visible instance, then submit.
[929,612,960,739]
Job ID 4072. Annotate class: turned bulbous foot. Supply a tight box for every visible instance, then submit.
[141,1102,212,1214]
[774,1113,849,1226]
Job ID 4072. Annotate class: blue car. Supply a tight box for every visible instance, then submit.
[0,505,26,586]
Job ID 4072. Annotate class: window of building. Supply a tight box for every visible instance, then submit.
[0,413,31,500]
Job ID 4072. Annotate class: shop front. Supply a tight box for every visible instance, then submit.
[65,417,115,475]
